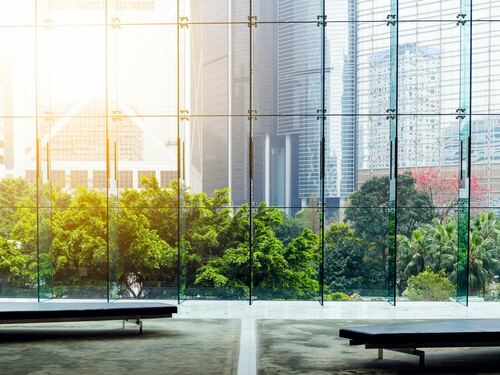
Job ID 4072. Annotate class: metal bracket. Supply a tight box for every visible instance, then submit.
[111,110,123,122]
[248,16,258,28]
[317,15,327,27]
[248,108,257,121]
[44,19,53,31]
[456,13,467,26]
[111,18,121,30]
[43,111,56,123]
[456,108,466,120]
[386,108,396,120]
[180,109,190,121]
[316,109,326,121]
[180,16,189,28]
[386,14,397,26]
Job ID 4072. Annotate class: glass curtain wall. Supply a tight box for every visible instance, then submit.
[0,0,497,305]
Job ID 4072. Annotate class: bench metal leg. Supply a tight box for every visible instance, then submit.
[137,319,143,335]
[368,346,425,368]
[122,319,143,335]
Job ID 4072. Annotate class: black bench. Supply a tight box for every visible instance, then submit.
[0,302,177,334]
[339,319,500,368]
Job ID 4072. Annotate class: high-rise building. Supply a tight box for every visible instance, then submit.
[325,1,358,202]
[189,0,249,206]
[357,43,442,175]
[16,0,179,190]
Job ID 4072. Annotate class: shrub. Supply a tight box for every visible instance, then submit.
[405,268,454,301]
[325,292,351,301]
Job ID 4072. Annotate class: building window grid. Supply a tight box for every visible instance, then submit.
[0,0,495,303]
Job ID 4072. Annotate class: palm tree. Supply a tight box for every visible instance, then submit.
[468,212,499,296]
[425,218,456,274]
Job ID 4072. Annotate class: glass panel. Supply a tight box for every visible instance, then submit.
[253,0,322,23]
[324,19,357,116]
[110,114,178,299]
[398,21,460,115]
[50,207,107,299]
[397,115,459,207]
[107,0,177,25]
[111,207,178,299]
[468,207,500,301]
[37,26,106,116]
[0,28,36,118]
[328,116,390,208]
[108,25,177,117]
[181,113,249,299]
[0,207,38,298]
[252,116,321,209]
[41,113,107,299]
[181,0,249,23]
[37,0,105,26]
[0,0,34,26]
[473,0,500,20]
[357,21,392,115]
[181,206,249,300]
[0,119,38,298]
[324,207,388,301]
[396,207,458,301]
[471,115,500,207]
[110,118,178,197]
[252,207,320,301]
[186,116,249,207]
[253,23,322,116]
[181,23,250,116]
[471,21,500,114]
[356,0,395,22]
[398,0,460,21]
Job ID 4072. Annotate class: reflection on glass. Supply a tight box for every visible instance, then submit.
[252,207,320,301]
[0,0,498,305]
[324,208,387,301]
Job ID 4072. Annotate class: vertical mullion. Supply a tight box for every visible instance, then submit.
[320,0,326,306]
[105,0,110,303]
[35,0,40,302]
[249,0,254,306]
[387,0,399,306]
[176,0,182,304]
[457,0,472,306]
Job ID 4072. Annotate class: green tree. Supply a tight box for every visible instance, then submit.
[405,268,454,301]
[324,223,383,295]
[195,203,319,299]
[345,174,435,274]
[0,178,36,238]
[464,212,499,296]
[0,236,36,292]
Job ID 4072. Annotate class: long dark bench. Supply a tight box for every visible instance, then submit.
[339,319,500,368]
[0,302,177,334]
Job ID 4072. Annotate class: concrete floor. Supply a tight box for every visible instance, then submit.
[3,299,500,374]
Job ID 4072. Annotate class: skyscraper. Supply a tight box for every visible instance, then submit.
[188,0,250,206]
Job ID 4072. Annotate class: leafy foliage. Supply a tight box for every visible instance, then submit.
[324,223,383,295]
[0,174,499,301]
[405,268,454,301]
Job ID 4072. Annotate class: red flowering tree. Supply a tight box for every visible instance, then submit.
[412,168,488,220]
